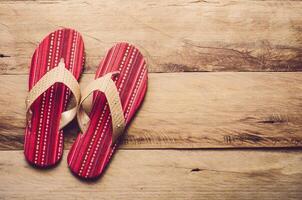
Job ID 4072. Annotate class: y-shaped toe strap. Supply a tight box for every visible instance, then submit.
[77,72,126,144]
[25,59,81,130]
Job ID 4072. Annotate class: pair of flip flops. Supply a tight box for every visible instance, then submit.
[24,28,148,179]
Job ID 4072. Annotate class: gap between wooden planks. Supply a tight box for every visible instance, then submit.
[0,0,302,74]
[0,149,301,200]
[0,72,301,150]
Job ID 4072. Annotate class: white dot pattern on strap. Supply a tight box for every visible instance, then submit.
[84,44,136,177]
[109,57,146,154]
[78,45,131,177]
[57,31,78,160]
[124,64,146,119]
[41,30,61,165]
[79,105,108,176]
[34,33,54,164]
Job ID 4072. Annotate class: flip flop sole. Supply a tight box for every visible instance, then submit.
[24,28,85,167]
[67,42,147,179]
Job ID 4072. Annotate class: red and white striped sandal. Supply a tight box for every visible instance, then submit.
[24,29,85,167]
[67,42,148,179]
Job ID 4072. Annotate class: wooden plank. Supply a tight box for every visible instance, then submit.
[0,0,302,74]
[0,72,302,150]
[0,150,301,200]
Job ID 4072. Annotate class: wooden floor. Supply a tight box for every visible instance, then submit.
[0,0,302,199]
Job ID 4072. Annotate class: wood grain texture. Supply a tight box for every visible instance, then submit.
[1,72,302,150]
[1,0,302,74]
[0,150,301,200]
[1,0,301,198]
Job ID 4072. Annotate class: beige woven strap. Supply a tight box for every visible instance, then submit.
[77,72,125,144]
[25,59,80,130]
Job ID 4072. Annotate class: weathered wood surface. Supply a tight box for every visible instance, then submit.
[1,72,302,150]
[0,0,302,199]
[0,150,301,200]
[1,0,302,74]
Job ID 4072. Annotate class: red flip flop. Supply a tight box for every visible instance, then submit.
[24,28,85,167]
[67,42,148,179]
